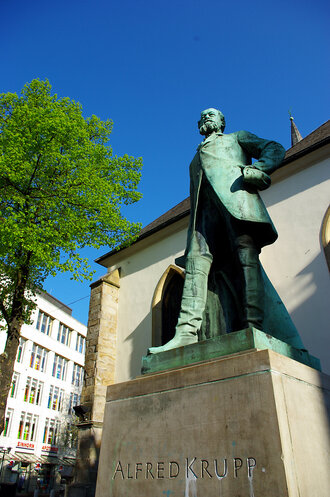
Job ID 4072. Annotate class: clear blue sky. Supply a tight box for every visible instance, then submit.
[1,0,329,324]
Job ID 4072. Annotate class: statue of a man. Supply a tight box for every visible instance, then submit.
[149,108,287,354]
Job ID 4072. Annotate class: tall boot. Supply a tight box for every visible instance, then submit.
[237,247,264,330]
[148,256,211,354]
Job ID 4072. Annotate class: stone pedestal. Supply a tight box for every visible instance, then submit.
[96,349,330,497]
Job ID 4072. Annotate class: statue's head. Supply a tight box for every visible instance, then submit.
[198,108,226,136]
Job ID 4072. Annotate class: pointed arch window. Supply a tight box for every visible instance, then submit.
[152,265,184,346]
[321,206,330,271]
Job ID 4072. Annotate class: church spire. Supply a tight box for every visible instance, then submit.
[289,114,303,147]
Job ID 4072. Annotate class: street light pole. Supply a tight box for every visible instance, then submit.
[0,447,5,483]
[0,446,12,482]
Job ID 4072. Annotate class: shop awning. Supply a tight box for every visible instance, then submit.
[6,453,40,464]
[2,453,76,467]
[62,457,76,467]
[38,455,61,465]
[37,455,75,466]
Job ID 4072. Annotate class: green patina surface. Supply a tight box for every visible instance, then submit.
[148,109,307,357]
[142,328,321,375]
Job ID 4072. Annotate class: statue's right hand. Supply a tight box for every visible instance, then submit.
[241,166,271,190]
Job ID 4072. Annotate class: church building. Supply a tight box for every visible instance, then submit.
[71,119,330,497]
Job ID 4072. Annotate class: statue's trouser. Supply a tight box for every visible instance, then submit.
[174,234,264,336]
[148,233,264,354]
[148,179,265,354]
[148,253,212,353]
[236,242,264,330]
[173,255,213,337]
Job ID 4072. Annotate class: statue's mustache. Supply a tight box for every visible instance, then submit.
[199,121,219,135]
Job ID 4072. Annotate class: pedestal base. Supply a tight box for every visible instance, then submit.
[142,328,321,374]
[96,349,330,497]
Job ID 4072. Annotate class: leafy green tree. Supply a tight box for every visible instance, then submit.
[0,79,142,430]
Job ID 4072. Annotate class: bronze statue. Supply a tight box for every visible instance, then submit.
[149,109,304,354]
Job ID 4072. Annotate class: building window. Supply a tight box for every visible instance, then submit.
[57,323,72,346]
[75,334,85,354]
[72,364,84,387]
[43,418,60,445]
[30,344,48,372]
[16,338,26,363]
[68,392,80,414]
[3,408,14,437]
[36,310,54,336]
[48,386,64,411]
[10,373,20,398]
[17,412,38,441]
[24,377,43,405]
[52,354,67,380]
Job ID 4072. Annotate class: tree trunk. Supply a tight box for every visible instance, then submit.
[0,321,21,433]
[0,258,30,433]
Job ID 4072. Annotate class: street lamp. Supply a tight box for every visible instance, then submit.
[0,446,12,482]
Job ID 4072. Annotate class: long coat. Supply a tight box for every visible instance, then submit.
[186,130,286,250]
[180,130,303,349]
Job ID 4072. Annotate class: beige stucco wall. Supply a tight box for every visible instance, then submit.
[260,154,330,373]
[104,150,330,381]
[108,219,187,383]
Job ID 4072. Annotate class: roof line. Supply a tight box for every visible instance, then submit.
[95,120,330,265]
[281,135,330,166]
[37,290,73,315]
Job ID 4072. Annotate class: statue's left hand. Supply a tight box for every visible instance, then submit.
[241,166,271,190]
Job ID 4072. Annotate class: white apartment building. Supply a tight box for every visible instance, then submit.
[0,291,87,494]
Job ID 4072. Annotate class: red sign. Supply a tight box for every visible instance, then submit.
[58,465,64,472]
[17,441,35,449]
[35,463,41,471]
[41,445,58,453]
[8,460,14,468]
